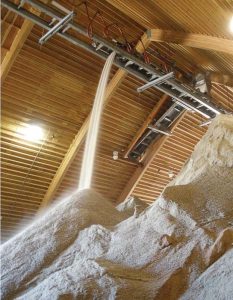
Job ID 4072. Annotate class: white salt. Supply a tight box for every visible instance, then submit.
[1,114,233,299]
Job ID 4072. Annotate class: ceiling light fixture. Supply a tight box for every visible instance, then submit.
[20,124,44,142]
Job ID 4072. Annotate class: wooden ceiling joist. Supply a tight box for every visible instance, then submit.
[39,33,151,209]
[148,29,233,55]
[1,19,34,82]
[1,3,46,83]
[117,111,186,203]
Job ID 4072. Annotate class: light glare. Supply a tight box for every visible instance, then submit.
[230,16,233,33]
[20,125,44,142]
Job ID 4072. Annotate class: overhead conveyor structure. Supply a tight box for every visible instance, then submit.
[128,102,185,161]
[2,0,229,161]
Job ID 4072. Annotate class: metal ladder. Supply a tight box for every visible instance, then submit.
[128,102,184,160]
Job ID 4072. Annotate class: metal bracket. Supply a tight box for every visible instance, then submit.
[39,11,74,45]
[137,72,174,93]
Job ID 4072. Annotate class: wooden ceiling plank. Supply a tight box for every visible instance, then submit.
[39,69,127,209]
[39,33,151,209]
[149,29,233,55]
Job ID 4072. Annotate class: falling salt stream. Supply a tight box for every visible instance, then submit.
[79,51,116,190]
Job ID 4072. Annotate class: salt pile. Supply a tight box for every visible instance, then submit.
[1,114,233,299]
[116,195,149,217]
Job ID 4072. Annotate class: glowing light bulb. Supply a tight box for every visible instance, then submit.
[20,125,44,142]
[230,16,233,33]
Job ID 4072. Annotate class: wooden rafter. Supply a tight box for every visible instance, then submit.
[1,19,34,82]
[1,3,45,82]
[148,29,233,55]
[39,32,152,209]
[124,94,170,158]
[1,14,18,46]
[117,111,186,203]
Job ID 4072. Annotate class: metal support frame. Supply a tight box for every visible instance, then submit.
[39,11,74,44]
[2,0,229,122]
[148,126,172,136]
[128,102,184,160]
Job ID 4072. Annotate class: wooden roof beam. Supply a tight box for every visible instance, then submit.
[148,29,233,55]
[1,19,34,82]
[117,111,186,204]
[39,32,151,209]
[1,3,47,82]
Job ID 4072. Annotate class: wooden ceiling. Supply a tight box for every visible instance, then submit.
[1,0,233,241]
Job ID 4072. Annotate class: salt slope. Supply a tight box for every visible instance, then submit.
[165,114,233,234]
[181,248,233,300]
[2,192,213,300]
[116,195,149,216]
[1,114,233,299]
[0,190,128,299]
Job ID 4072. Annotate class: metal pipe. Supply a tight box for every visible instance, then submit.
[199,119,212,127]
